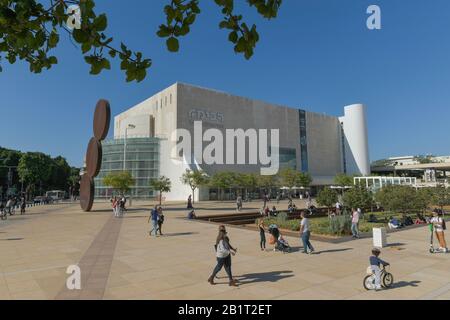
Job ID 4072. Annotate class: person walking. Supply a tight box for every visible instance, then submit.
[335,201,342,215]
[208,228,238,287]
[258,219,266,251]
[120,196,126,217]
[431,210,448,253]
[5,198,12,215]
[110,197,117,217]
[157,207,164,236]
[20,197,26,215]
[263,193,269,209]
[351,208,360,239]
[300,211,314,254]
[187,195,193,209]
[236,195,243,212]
[148,206,160,237]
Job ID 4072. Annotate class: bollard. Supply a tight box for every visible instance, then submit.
[373,227,387,248]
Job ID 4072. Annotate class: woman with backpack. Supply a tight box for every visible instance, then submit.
[431,210,448,253]
[208,227,238,287]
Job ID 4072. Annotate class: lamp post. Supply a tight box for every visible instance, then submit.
[123,124,136,171]
[123,124,136,206]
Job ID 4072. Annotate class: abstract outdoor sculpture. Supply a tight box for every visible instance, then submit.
[80,100,111,212]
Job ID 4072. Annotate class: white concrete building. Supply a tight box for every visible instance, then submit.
[96,83,371,201]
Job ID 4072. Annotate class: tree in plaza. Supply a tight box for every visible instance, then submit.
[342,185,373,211]
[431,186,450,212]
[0,0,282,82]
[17,152,52,199]
[209,171,237,201]
[0,147,22,195]
[235,173,257,200]
[256,174,278,196]
[180,169,209,204]
[334,173,355,187]
[279,168,298,191]
[149,176,172,205]
[279,168,312,196]
[316,187,339,215]
[68,167,81,199]
[48,156,71,191]
[375,185,432,214]
[298,172,312,188]
[103,171,135,196]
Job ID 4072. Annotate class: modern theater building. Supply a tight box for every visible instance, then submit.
[94,83,370,201]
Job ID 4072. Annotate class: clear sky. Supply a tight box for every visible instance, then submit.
[1,0,449,167]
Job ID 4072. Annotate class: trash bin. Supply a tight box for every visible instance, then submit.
[373,227,387,248]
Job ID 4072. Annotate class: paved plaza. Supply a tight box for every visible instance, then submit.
[0,201,449,300]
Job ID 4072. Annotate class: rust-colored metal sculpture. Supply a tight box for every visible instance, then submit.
[80,100,111,212]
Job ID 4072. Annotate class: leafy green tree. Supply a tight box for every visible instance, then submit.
[0,0,282,82]
[342,186,373,211]
[209,171,237,200]
[235,173,257,199]
[316,188,338,215]
[149,176,172,205]
[432,186,450,211]
[257,174,278,194]
[414,155,435,164]
[279,168,311,196]
[48,156,71,190]
[375,185,431,214]
[0,147,22,193]
[334,173,355,187]
[17,152,52,198]
[180,169,209,204]
[279,168,297,189]
[298,172,312,188]
[103,171,135,196]
[68,167,81,198]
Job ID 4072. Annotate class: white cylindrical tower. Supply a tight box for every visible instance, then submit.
[340,104,370,176]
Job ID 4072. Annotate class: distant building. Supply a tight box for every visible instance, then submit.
[371,155,450,187]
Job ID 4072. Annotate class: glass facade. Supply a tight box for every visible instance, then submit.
[299,110,309,172]
[279,147,297,170]
[94,137,160,199]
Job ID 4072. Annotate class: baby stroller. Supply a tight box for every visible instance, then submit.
[268,224,291,253]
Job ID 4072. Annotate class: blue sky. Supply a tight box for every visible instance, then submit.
[1,0,449,167]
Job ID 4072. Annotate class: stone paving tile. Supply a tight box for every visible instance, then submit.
[0,201,449,300]
[56,214,122,300]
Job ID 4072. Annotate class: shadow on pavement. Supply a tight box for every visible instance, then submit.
[389,280,421,289]
[386,243,406,247]
[235,270,294,284]
[161,232,200,237]
[314,248,354,255]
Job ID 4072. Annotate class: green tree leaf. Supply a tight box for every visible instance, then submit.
[166,37,179,52]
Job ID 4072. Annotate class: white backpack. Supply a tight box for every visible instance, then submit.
[216,240,230,258]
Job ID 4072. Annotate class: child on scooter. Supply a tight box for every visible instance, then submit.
[369,248,390,291]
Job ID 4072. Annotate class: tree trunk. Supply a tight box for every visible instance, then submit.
[159,189,162,206]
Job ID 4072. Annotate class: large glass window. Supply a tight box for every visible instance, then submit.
[94,137,161,199]
[299,110,309,172]
[279,148,297,170]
